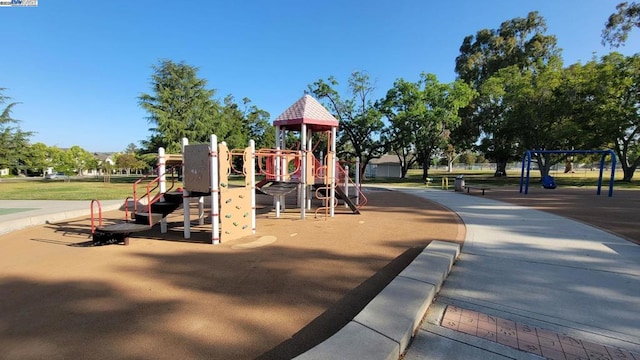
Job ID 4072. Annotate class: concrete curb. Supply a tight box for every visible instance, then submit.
[0,202,122,236]
[294,240,460,360]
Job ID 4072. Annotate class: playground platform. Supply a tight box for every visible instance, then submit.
[0,187,639,359]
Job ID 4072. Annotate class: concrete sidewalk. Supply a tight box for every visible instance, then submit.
[0,200,123,236]
[401,188,640,360]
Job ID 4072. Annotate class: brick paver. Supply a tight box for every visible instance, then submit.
[442,305,639,360]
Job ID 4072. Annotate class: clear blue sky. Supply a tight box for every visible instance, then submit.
[1,0,638,152]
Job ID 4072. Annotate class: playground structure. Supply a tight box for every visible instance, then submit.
[261,94,366,219]
[90,95,366,245]
[91,135,256,245]
[519,149,617,197]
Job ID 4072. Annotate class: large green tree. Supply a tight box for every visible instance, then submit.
[479,58,586,178]
[454,12,561,176]
[379,73,475,179]
[139,60,271,155]
[0,88,32,175]
[580,53,640,181]
[602,1,640,47]
[67,145,98,176]
[308,72,388,179]
[220,95,273,150]
[24,142,50,176]
[139,60,225,153]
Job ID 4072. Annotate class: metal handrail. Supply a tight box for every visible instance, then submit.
[90,199,102,235]
[132,166,179,226]
[335,163,368,208]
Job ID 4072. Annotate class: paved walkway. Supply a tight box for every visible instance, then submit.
[0,200,122,236]
[400,188,640,360]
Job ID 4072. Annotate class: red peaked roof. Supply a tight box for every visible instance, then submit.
[273,94,339,131]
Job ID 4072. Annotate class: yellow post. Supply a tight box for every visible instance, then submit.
[441,177,449,189]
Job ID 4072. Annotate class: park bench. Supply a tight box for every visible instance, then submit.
[466,185,491,195]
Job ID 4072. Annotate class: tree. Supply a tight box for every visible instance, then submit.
[308,72,388,179]
[67,145,97,176]
[479,58,583,178]
[454,12,561,176]
[124,143,139,154]
[572,53,640,181]
[0,88,33,175]
[379,73,475,180]
[139,60,225,153]
[602,1,640,47]
[113,153,148,175]
[220,95,273,150]
[459,151,477,169]
[47,146,74,175]
[24,142,50,176]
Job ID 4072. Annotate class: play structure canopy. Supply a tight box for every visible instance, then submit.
[273,94,339,131]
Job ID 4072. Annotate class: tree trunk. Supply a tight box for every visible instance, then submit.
[422,162,430,180]
[494,160,508,177]
[622,166,636,182]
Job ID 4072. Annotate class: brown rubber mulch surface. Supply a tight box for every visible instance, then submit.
[0,188,464,360]
[3,186,636,359]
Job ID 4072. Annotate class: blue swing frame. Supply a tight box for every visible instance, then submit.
[519,150,616,197]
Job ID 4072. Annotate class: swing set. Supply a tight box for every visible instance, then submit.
[519,149,617,197]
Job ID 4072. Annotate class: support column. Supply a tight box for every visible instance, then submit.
[181,138,191,239]
[250,139,256,234]
[274,125,282,218]
[355,157,360,205]
[330,127,337,217]
[211,134,220,244]
[300,123,307,219]
[158,147,168,233]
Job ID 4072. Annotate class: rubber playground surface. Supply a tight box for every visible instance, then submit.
[0,185,637,359]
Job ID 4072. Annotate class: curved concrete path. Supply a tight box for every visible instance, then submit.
[400,188,640,360]
[0,200,122,236]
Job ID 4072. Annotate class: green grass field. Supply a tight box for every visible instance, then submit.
[0,168,637,200]
[0,176,178,200]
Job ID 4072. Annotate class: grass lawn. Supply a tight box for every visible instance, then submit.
[0,176,184,200]
[366,168,640,189]
[1,168,638,200]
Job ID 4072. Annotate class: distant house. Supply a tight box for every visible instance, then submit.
[365,154,402,178]
[87,152,115,176]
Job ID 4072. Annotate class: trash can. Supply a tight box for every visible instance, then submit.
[454,175,465,192]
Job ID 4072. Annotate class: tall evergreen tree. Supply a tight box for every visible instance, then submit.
[138,60,224,153]
[0,88,32,175]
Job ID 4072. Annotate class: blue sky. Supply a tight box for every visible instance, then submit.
[1,0,638,152]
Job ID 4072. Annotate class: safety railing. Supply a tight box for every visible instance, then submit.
[132,166,179,226]
[90,199,102,236]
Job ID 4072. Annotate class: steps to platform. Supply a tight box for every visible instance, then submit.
[92,192,185,245]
